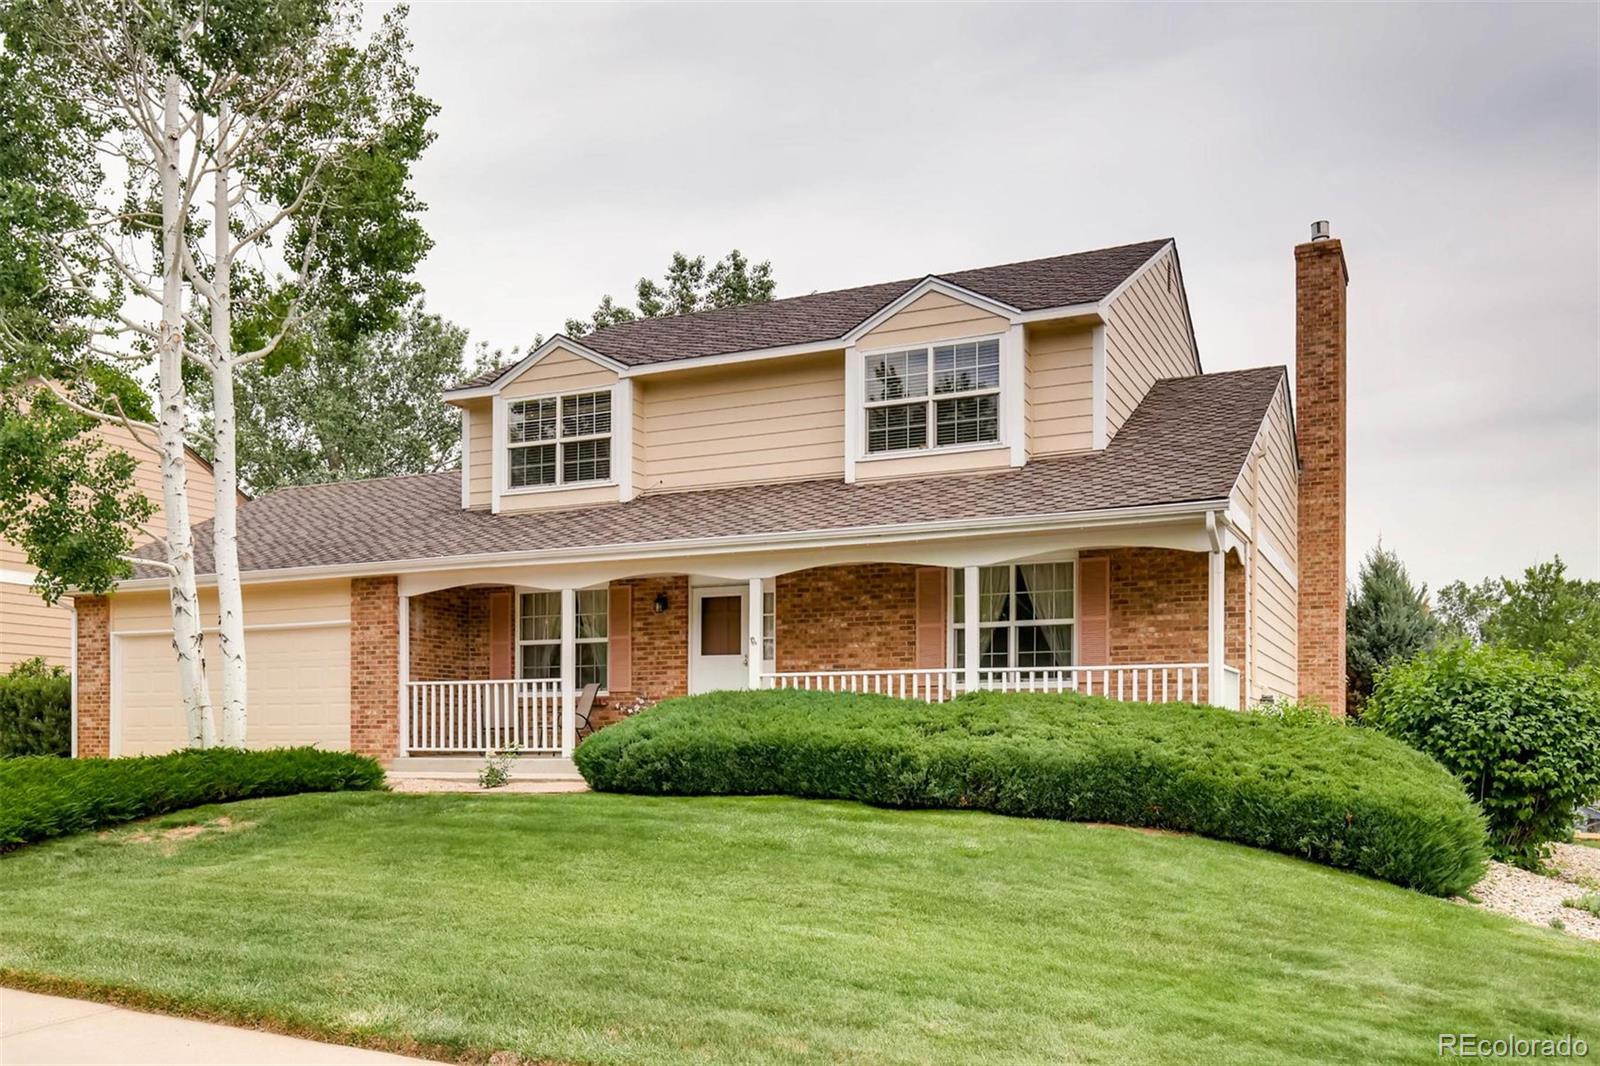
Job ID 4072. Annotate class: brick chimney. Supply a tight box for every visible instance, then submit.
[1295,221,1348,715]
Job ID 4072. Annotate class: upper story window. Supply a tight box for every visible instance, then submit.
[864,338,1000,454]
[507,390,612,489]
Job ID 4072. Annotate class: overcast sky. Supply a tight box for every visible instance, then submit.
[377,2,1598,590]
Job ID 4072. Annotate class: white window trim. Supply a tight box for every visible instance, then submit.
[853,330,1017,462]
[516,586,610,693]
[497,386,619,499]
[948,559,1079,670]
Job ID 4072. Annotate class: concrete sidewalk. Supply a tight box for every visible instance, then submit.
[0,987,433,1065]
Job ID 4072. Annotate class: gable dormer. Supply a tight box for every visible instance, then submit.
[447,337,632,513]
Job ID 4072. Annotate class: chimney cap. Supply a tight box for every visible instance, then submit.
[1310,220,1331,241]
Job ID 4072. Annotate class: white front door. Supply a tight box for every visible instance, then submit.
[690,584,749,694]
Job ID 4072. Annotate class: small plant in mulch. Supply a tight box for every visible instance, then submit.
[1561,893,1600,918]
[479,745,520,789]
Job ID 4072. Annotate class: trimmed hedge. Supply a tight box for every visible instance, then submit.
[0,658,71,759]
[0,747,385,852]
[575,689,1490,896]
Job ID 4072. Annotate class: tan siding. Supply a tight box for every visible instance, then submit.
[856,444,1010,483]
[502,345,617,399]
[0,581,71,669]
[858,291,1008,350]
[637,351,844,492]
[1103,248,1198,441]
[500,483,620,513]
[1255,558,1298,701]
[1026,323,1094,456]
[1238,381,1298,703]
[1255,385,1299,569]
[464,398,492,509]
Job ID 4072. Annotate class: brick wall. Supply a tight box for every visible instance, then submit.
[74,595,111,757]
[408,586,492,681]
[595,575,689,727]
[350,576,399,762]
[776,564,919,672]
[1083,547,1246,708]
[1295,235,1349,715]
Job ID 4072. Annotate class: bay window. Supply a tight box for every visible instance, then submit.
[952,562,1075,670]
[864,337,1000,454]
[517,588,608,690]
[507,389,612,489]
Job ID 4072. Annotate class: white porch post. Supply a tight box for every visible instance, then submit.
[397,593,410,758]
[747,576,764,690]
[560,587,576,755]
[1207,547,1226,707]
[963,565,980,693]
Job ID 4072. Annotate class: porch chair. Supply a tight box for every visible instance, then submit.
[574,682,601,739]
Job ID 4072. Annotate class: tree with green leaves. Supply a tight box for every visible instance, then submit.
[1438,557,1600,671]
[0,1,434,746]
[1345,544,1439,711]
[565,250,776,337]
[208,302,476,493]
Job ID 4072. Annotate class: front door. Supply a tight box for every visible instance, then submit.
[690,585,749,693]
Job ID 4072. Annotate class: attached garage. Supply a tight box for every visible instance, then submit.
[107,579,353,757]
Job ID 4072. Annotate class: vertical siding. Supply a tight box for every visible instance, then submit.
[1026,323,1094,456]
[1103,248,1199,441]
[637,351,845,492]
[857,291,1008,350]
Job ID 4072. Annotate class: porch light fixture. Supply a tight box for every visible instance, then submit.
[653,592,669,614]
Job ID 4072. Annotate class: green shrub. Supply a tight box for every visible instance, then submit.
[0,658,71,759]
[576,689,1489,896]
[1366,642,1600,870]
[0,747,385,852]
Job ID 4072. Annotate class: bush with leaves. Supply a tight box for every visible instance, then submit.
[0,658,71,759]
[0,747,385,852]
[577,688,1488,895]
[1367,642,1600,869]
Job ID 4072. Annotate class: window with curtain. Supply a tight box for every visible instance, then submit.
[517,588,609,690]
[507,390,612,489]
[951,562,1075,670]
[864,337,1000,454]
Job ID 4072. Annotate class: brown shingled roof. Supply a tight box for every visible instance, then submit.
[131,366,1285,580]
[452,238,1171,388]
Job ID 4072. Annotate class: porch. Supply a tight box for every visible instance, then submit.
[393,542,1250,761]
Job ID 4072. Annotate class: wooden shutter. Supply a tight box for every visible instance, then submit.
[607,583,632,692]
[488,588,515,679]
[914,567,947,668]
[1077,557,1110,665]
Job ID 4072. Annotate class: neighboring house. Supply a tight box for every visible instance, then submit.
[1,418,222,672]
[74,227,1349,768]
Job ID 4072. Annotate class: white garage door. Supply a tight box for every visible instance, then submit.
[115,625,351,755]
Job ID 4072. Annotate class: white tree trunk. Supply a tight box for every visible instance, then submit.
[210,102,248,746]
[157,72,215,747]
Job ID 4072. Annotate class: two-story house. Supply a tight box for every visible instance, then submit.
[74,226,1349,769]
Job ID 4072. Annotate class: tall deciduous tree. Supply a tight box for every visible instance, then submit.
[1346,544,1439,710]
[565,250,776,337]
[0,1,434,746]
[1439,557,1600,671]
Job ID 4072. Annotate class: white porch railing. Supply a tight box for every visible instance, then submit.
[763,668,961,701]
[761,663,1237,707]
[405,679,563,754]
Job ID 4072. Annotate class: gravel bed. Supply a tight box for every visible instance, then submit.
[1464,843,1600,942]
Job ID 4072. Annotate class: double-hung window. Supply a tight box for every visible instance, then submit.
[951,562,1075,670]
[507,390,612,489]
[517,588,609,690]
[864,337,1000,454]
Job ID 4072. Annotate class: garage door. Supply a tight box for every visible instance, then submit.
[115,625,351,755]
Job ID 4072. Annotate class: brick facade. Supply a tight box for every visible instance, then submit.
[776,564,920,672]
[73,595,111,757]
[593,575,690,727]
[1082,547,1246,708]
[1294,235,1348,715]
[408,586,492,681]
[350,576,399,762]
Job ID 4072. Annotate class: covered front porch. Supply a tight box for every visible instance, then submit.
[391,513,1252,761]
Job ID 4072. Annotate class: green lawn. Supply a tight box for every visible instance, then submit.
[0,793,1594,1065]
